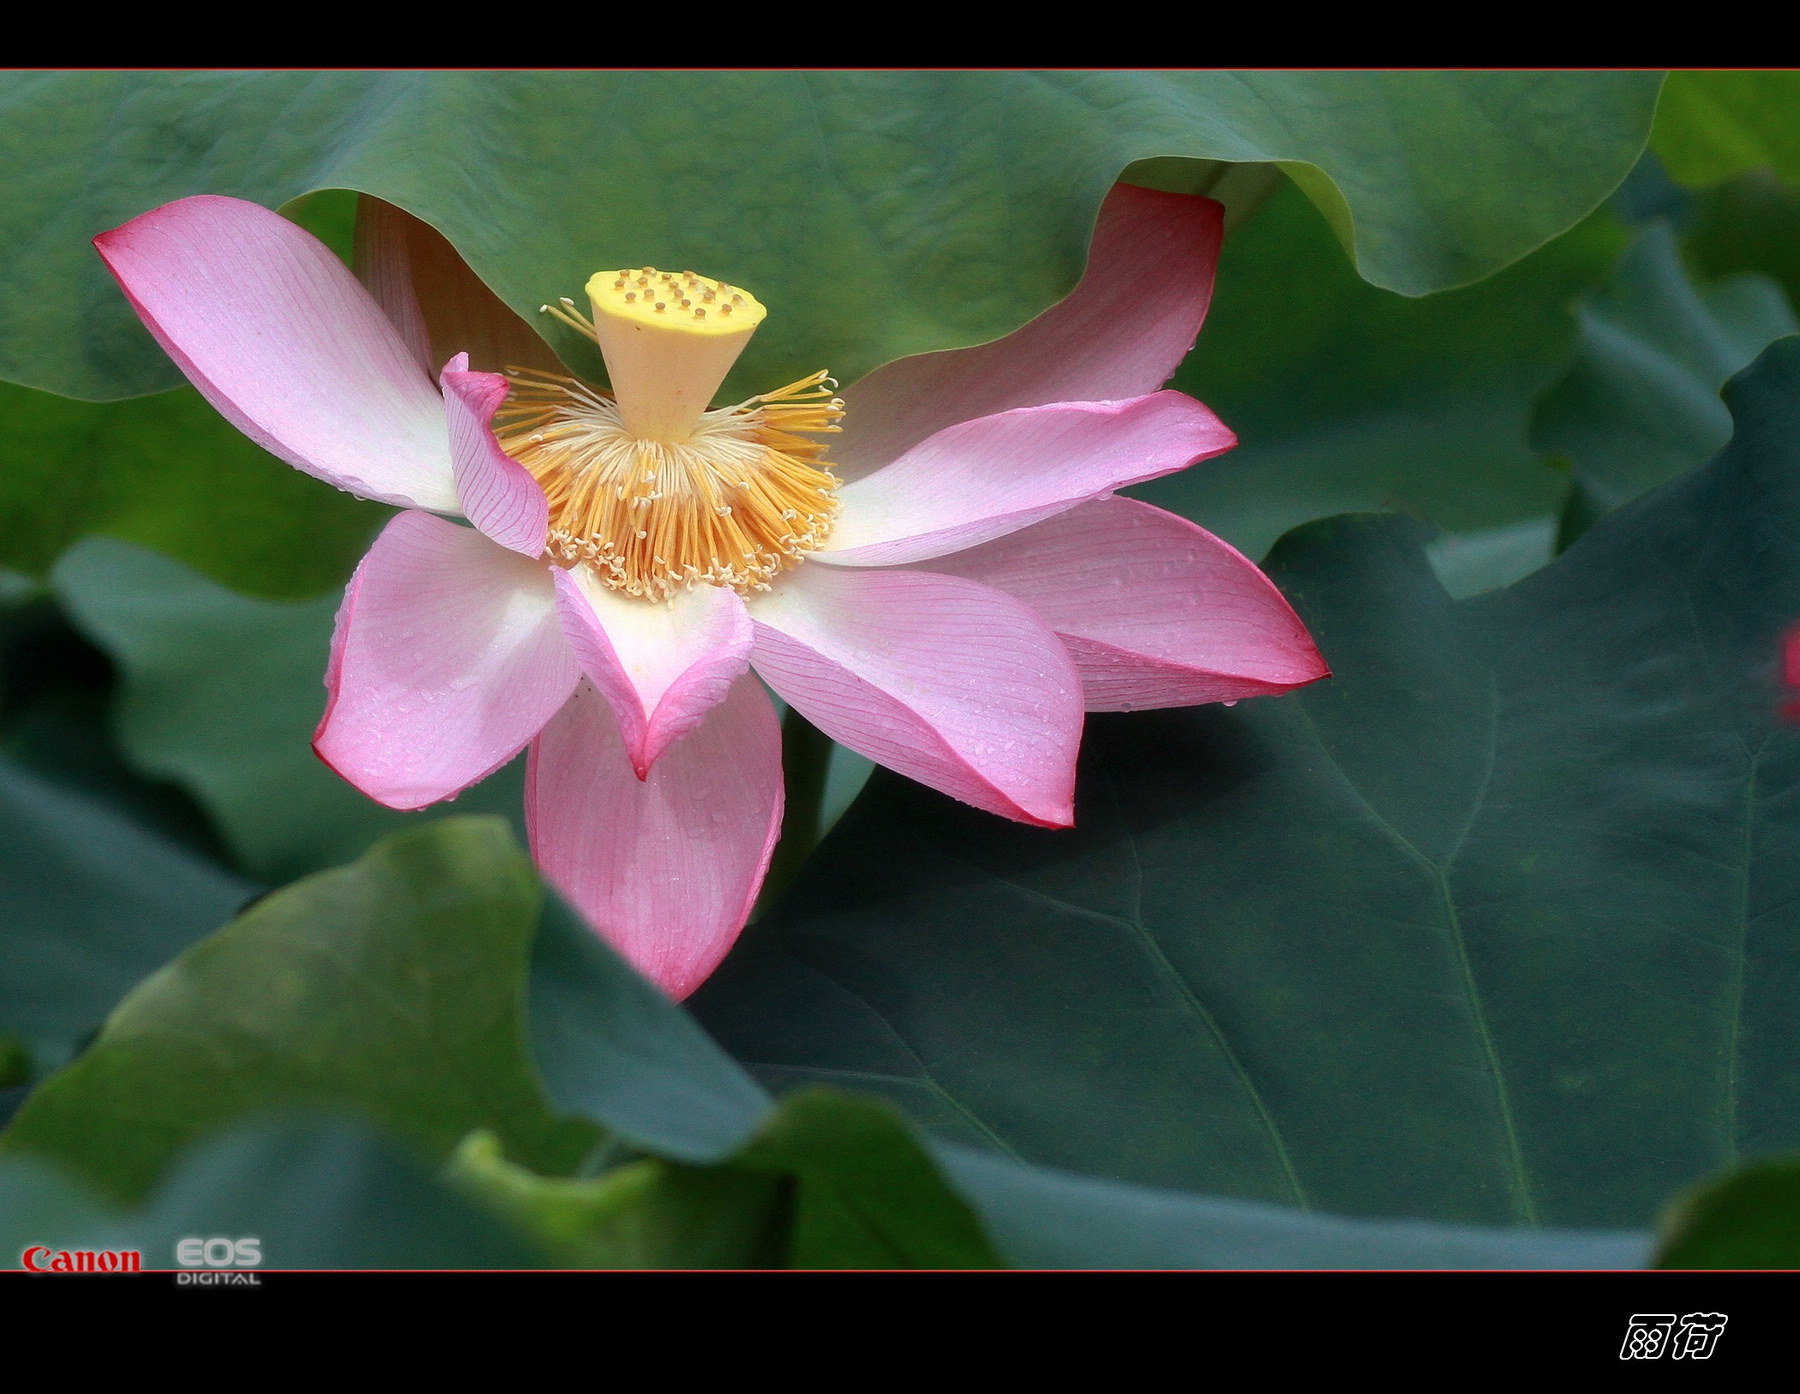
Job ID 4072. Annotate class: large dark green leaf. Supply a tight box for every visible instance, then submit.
[525,839,1656,1267]
[0,754,251,1079]
[1651,72,1800,187]
[0,801,1652,1268]
[529,874,1646,1267]
[938,1146,1646,1269]
[693,335,1800,1230]
[49,537,525,882]
[1135,178,1625,572]
[0,817,597,1202]
[1530,220,1793,536]
[527,891,771,1165]
[0,72,1659,404]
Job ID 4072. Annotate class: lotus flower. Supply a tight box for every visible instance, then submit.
[95,185,1327,997]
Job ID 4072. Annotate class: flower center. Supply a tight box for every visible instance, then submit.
[492,267,842,602]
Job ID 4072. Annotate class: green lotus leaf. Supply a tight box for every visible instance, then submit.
[0,72,1659,405]
[693,335,1800,1230]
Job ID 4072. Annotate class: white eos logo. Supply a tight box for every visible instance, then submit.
[175,1237,262,1269]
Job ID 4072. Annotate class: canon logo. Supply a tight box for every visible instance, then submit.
[20,1246,142,1273]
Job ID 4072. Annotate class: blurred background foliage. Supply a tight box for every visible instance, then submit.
[6,70,1800,1267]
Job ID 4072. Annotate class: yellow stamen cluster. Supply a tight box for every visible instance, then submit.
[501,271,842,602]
[496,365,843,601]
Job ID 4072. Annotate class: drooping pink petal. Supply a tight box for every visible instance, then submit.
[748,565,1082,827]
[440,353,550,557]
[315,511,579,809]
[927,498,1329,711]
[552,569,754,778]
[834,184,1223,480]
[95,195,458,511]
[818,391,1234,567]
[353,196,565,377]
[527,674,784,1000]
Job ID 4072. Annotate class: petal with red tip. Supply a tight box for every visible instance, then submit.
[835,184,1222,480]
[748,565,1082,828]
[819,392,1233,567]
[928,497,1329,711]
[95,194,457,510]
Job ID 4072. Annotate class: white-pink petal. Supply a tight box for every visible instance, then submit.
[95,195,458,511]
[833,184,1223,480]
[818,391,1234,567]
[552,569,754,778]
[927,498,1329,711]
[748,565,1082,828]
[315,511,579,809]
[440,353,550,557]
[527,674,784,1001]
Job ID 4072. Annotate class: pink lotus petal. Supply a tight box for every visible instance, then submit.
[315,511,579,809]
[353,196,564,377]
[95,195,457,511]
[834,184,1222,480]
[552,570,754,778]
[440,353,550,557]
[928,498,1329,711]
[527,674,784,1000]
[819,392,1234,567]
[748,565,1082,827]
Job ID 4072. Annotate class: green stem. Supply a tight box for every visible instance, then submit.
[753,707,833,919]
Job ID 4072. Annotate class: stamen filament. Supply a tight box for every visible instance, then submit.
[495,367,843,601]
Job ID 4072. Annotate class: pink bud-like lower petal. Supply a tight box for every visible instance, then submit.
[527,674,784,1000]
[552,569,754,778]
[315,511,579,809]
[440,353,550,557]
[834,184,1223,480]
[818,392,1234,567]
[748,565,1082,827]
[95,195,458,511]
[929,497,1329,710]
